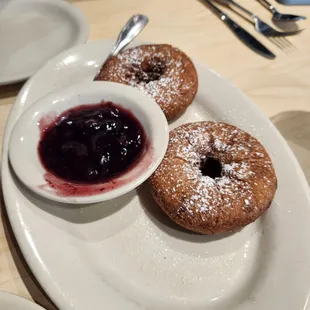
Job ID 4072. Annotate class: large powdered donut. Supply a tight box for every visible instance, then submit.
[95,44,198,121]
[149,122,277,235]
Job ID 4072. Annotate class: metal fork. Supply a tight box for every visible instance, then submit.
[220,0,300,51]
[222,0,302,37]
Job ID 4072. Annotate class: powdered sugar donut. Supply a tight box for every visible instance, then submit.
[95,44,198,121]
[149,121,277,235]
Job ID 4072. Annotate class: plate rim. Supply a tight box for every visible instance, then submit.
[2,39,310,310]
[0,0,89,85]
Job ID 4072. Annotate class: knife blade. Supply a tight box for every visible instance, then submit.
[203,0,276,59]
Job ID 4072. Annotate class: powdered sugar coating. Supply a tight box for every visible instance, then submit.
[149,122,277,235]
[95,44,198,121]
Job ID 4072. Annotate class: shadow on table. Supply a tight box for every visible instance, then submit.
[271,110,310,185]
[0,190,58,310]
[0,82,24,102]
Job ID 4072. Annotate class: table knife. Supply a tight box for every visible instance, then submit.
[203,0,276,59]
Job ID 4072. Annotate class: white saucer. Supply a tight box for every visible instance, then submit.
[9,82,169,204]
[0,0,88,85]
[0,291,45,310]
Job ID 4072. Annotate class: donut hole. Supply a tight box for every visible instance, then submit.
[200,157,222,179]
[135,57,167,83]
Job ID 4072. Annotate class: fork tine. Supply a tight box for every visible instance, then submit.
[268,37,283,50]
[276,36,296,53]
[269,37,286,50]
[270,37,296,54]
[280,37,296,52]
[271,37,290,54]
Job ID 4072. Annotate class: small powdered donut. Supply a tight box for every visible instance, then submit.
[95,44,198,121]
[149,122,277,235]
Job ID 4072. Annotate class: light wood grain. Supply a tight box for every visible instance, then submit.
[1,0,310,309]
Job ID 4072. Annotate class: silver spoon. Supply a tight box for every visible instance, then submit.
[95,14,149,80]
[256,0,306,22]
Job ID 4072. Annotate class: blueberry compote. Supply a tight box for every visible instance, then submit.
[38,101,147,184]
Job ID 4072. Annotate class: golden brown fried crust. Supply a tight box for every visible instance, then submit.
[95,44,198,121]
[149,122,277,235]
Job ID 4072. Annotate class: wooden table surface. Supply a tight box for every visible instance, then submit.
[1,0,310,309]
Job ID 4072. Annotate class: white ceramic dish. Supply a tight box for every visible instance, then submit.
[0,291,45,310]
[2,40,310,310]
[0,0,88,85]
[9,81,168,204]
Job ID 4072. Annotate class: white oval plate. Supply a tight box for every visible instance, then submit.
[2,40,310,310]
[9,81,168,204]
[0,0,88,85]
[0,291,44,310]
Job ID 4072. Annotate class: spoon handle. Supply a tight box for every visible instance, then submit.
[256,0,277,13]
[224,0,256,18]
[95,14,148,79]
[110,14,149,57]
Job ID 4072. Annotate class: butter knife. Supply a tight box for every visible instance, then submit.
[203,0,275,59]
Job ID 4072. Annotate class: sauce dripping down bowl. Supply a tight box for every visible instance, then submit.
[9,81,169,204]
